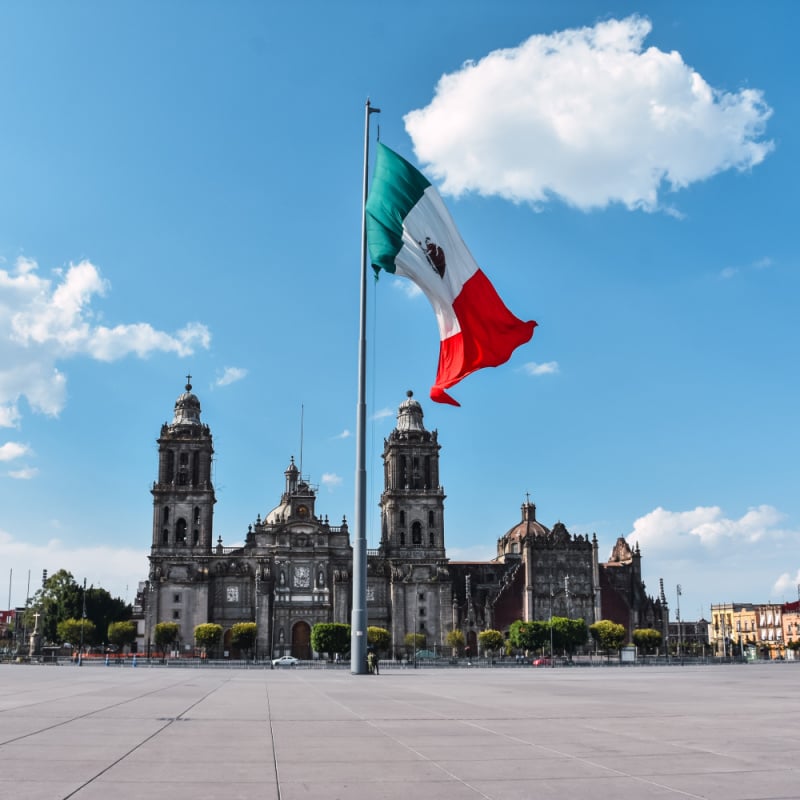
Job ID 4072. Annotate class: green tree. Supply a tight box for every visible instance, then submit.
[231,622,257,658]
[310,623,351,660]
[24,570,130,646]
[589,620,626,655]
[56,618,96,650]
[550,617,588,656]
[194,623,223,657]
[107,621,137,653]
[86,586,131,645]
[632,628,663,654]
[404,632,426,655]
[509,620,549,653]
[445,629,465,655]
[478,629,504,656]
[25,570,82,643]
[155,622,180,659]
[367,626,391,654]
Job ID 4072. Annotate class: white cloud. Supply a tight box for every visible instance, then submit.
[773,570,800,599]
[0,528,148,608]
[215,366,248,387]
[628,504,787,553]
[522,361,559,376]
[0,257,211,426]
[371,408,394,421]
[0,442,30,461]
[0,405,20,427]
[85,321,210,361]
[405,15,772,212]
[320,472,342,490]
[332,429,351,440]
[7,466,38,480]
[719,257,773,280]
[628,505,800,611]
[392,277,423,299]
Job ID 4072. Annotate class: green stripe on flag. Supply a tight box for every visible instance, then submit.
[366,143,430,275]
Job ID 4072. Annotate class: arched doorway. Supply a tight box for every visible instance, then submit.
[223,628,242,659]
[292,621,311,660]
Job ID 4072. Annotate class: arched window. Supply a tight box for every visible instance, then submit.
[429,531,434,547]
[163,506,170,523]
[193,506,201,525]
[399,510,406,525]
[178,452,189,486]
[166,450,175,482]
[428,510,434,525]
[193,529,199,546]
[162,528,169,545]
[400,532,405,546]
[412,521,422,545]
[176,518,187,545]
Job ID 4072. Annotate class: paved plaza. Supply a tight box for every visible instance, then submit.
[1,662,798,799]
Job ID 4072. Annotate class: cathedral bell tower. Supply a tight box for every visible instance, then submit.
[379,391,446,559]
[151,378,216,553]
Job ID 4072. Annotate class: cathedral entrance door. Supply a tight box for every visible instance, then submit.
[291,621,311,660]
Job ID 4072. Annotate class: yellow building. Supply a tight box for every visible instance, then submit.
[710,603,757,657]
[781,601,800,657]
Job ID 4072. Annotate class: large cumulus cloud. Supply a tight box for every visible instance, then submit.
[405,16,773,211]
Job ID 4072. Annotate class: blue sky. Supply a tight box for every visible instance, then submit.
[1,1,798,622]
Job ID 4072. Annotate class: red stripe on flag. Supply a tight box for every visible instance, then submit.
[430,269,536,406]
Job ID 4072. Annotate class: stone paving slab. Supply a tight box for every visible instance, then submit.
[1,662,799,799]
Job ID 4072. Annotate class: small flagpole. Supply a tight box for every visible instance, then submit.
[351,98,380,675]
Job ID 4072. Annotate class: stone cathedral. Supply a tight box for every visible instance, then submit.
[141,382,665,659]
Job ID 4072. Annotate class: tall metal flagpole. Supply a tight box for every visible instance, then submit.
[351,98,379,675]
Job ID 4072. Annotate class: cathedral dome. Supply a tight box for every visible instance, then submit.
[171,378,202,427]
[396,390,425,433]
[501,501,549,549]
[264,501,290,525]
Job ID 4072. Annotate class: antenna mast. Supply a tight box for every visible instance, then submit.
[299,404,304,476]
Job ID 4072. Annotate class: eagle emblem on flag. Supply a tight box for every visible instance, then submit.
[422,237,446,278]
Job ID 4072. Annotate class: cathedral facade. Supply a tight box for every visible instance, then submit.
[142,383,666,659]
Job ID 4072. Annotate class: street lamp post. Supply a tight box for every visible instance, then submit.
[270,560,282,668]
[79,578,87,666]
[414,586,419,670]
[736,620,742,660]
[549,577,570,668]
[269,593,275,670]
[254,568,259,663]
[676,584,682,660]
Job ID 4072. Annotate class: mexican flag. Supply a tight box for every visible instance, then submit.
[366,143,537,406]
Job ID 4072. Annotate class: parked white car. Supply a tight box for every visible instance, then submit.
[272,655,299,667]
